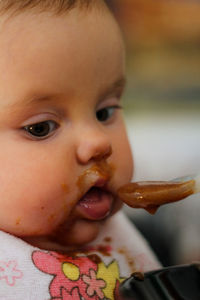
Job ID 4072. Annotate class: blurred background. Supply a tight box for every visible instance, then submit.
[107,0,200,266]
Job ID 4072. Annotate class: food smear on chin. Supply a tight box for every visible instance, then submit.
[117,180,195,214]
[16,217,21,225]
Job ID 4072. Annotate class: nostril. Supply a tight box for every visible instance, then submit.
[104,146,112,158]
[93,146,112,161]
[76,130,112,164]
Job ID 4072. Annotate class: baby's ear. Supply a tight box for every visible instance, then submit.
[32,250,60,274]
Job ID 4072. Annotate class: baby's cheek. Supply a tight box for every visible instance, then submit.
[113,134,134,186]
[20,185,73,235]
[116,119,133,175]
[0,146,77,236]
[0,179,73,236]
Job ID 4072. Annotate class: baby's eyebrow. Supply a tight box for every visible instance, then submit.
[7,93,63,112]
[24,94,62,106]
[6,77,126,112]
[106,77,126,94]
[98,76,127,100]
[113,77,126,89]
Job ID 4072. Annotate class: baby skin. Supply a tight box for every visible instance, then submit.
[0,3,161,299]
[0,1,133,250]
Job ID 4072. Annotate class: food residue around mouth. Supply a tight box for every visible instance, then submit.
[16,217,21,225]
[76,161,115,221]
[61,183,69,193]
[77,161,115,195]
[48,213,56,223]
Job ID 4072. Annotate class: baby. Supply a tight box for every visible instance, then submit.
[0,0,160,299]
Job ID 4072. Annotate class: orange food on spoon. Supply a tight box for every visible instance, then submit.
[118,176,200,214]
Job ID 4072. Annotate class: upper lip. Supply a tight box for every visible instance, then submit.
[77,163,113,201]
[93,177,109,189]
[78,176,111,203]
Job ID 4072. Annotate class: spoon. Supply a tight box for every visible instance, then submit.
[117,174,200,214]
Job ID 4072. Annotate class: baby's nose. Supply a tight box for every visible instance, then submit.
[76,127,112,164]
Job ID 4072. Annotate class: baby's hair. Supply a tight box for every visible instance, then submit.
[0,0,101,15]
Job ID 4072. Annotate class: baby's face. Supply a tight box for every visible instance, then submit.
[0,3,133,248]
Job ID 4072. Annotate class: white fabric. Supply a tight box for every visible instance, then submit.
[0,212,160,299]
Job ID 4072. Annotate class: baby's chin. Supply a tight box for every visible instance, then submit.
[23,219,101,251]
[55,219,101,247]
[22,200,122,251]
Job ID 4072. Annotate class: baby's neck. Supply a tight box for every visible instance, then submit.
[22,236,80,252]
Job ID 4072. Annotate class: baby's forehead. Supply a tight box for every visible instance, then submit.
[0,2,124,115]
[0,0,114,44]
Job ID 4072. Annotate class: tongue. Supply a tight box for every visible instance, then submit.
[77,187,113,220]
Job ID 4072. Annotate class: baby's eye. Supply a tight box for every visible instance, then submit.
[23,120,58,139]
[96,106,121,122]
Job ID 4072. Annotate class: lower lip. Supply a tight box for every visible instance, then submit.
[77,187,114,220]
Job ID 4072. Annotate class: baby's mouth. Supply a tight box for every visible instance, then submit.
[75,161,115,221]
[77,186,114,220]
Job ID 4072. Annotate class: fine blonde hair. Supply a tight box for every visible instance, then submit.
[0,0,95,15]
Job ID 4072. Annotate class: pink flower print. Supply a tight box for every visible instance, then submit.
[32,251,99,300]
[0,260,23,286]
[53,287,81,300]
[82,269,106,299]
